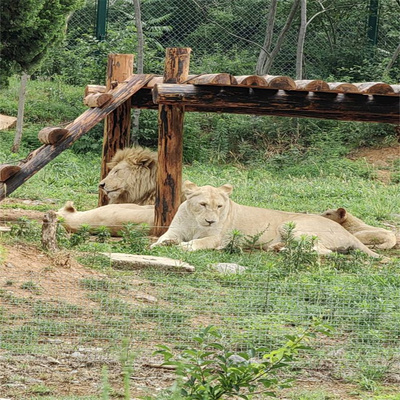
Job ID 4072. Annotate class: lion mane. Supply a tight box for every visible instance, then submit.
[99,146,158,205]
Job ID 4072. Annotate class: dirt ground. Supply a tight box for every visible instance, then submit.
[0,145,399,399]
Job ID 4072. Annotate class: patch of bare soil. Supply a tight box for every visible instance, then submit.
[348,144,400,183]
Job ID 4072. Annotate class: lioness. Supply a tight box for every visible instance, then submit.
[57,201,154,236]
[151,181,380,258]
[99,146,158,204]
[321,207,397,250]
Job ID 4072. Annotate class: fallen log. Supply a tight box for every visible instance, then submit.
[0,74,153,201]
[38,127,69,145]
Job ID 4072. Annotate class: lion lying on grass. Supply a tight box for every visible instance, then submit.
[99,146,158,204]
[151,181,380,258]
[57,201,154,236]
[321,207,397,250]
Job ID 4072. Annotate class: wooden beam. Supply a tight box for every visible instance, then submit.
[99,54,135,206]
[0,74,153,201]
[152,84,400,124]
[0,165,21,181]
[38,127,69,145]
[154,48,191,236]
[295,79,330,91]
[83,93,112,108]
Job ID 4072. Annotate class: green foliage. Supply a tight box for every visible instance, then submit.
[0,0,84,86]
[279,222,319,271]
[119,223,151,253]
[10,217,41,242]
[154,323,332,400]
[68,224,91,247]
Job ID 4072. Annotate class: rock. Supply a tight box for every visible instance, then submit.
[102,253,195,273]
[134,294,158,303]
[212,263,247,274]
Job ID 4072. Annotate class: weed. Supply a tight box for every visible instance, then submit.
[95,226,112,243]
[69,224,91,247]
[279,222,319,271]
[119,223,150,253]
[10,217,41,241]
[20,281,41,295]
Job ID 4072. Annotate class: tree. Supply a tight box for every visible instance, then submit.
[0,0,83,87]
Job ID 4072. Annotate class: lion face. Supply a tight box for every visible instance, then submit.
[98,147,158,205]
[321,208,347,224]
[184,181,233,228]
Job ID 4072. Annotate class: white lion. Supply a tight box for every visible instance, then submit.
[99,146,158,204]
[321,207,397,250]
[151,181,380,258]
[57,201,154,236]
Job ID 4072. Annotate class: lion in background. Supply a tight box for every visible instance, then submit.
[321,207,397,250]
[151,181,380,258]
[99,146,158,205]
[57,201,154,236]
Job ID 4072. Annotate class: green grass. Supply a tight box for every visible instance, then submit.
[0,78,399,399]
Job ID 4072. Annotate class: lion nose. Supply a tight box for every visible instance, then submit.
[99,182,105,189]
[205,219,216,225]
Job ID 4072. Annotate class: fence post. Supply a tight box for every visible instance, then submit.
[153,47,191,236]
[98,53,134,206]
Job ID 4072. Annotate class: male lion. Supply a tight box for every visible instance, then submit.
[321,207,397,250]
[99,146,158,204]
[57,201,154,236]
[151,181,380,258]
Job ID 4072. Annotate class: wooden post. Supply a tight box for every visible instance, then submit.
[99,54,134,206]
[153,48,191,236]
[41,211,58,252]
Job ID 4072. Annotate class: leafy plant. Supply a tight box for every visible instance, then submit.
[69,224,91,247]
[279,222,319,270]
[119,223,150,253]
[95,226,112,243]
[10,217,41,242]
[155,323,332,400]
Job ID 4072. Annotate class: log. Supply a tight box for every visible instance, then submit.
[0,114,17,130]
[38,127,69,145]
[41,210,58,252]
[145,76,164,88]
[152,84,400,124]
[83,93,113,108]
[390,85,400,95]
[154,48,191,236]
[99,54,135,206]
[262,75,296,90]
[186,73,237,85]
[328,82,360,93]
[354,82,394,95]
[0,165,21,181]
[84,84,107,97]
[234,75,268,86]
[0,74,153,201]
[295,79,330,91]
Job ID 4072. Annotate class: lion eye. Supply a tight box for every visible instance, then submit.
[217,205,223,209]
[200,202,206,207]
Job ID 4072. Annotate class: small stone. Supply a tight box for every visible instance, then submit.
[134,294,158,303]
[71,352,84,358]
[212,263,247,274]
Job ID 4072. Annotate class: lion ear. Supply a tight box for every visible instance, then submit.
[183,180,198,197]
[219,184,233,196]
[64,201,76,213]
[337,208,346,219]
[137,158,154,168]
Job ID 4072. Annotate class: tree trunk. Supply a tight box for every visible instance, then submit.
[260,0,301,75]
[296,0,307,79]
[132,0,144,145]
[11,73,29,153]
[384,43,400,76]
[255,0,277,74]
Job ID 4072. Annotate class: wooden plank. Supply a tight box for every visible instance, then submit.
[152,83,400,124]
[186,73,237,85]
[83,93,113,107]
[154,48,191,236]
[0,74,153,201]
